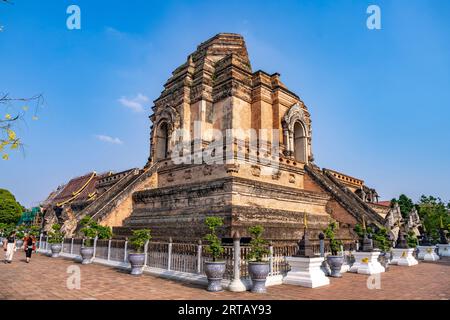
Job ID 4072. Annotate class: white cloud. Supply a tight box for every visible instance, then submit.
[105,26,127,39]
[118,93,149,112]
[95,134,123,145]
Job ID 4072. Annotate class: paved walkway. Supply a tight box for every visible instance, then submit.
[0,253,449,300]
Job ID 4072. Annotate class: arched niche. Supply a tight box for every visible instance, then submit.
[293,121,307,163]
[282,104,311,163]
[155,122,169,160]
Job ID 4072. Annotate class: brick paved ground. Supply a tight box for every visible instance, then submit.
[0,253,449,300]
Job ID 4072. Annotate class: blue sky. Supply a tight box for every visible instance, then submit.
[1,0,449,207]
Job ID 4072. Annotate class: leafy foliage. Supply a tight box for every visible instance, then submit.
[324,220,342,255]
[16,224,26,239]
[0,93,43,160]
[80,216,97,247]
[0,188,24,224]
[204,216,224,262]
[391,194,414,219]
[417,195,450,243]
[406,231,418,248]
[79,216,113,246]
[48,223,64,244]
[0,222,15,236]
[247,225,270,262]
[129,229,152,253]
[355,223,391,252]
[372,227,391,252]
[29,225,41,237]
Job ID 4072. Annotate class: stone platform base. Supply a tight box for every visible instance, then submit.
[349,251,385,274]
[437,244,450,257]
[417,246,440,262]
[391,248,418,266]
[283,256,330,288]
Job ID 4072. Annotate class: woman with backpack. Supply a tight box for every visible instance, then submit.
[23,233,37,263]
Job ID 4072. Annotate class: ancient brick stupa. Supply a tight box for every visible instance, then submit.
[42,33,390,243]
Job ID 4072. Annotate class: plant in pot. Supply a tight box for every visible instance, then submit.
[324,220,344,277]
[373,227,391,270]
[203,216,225,292]
[29,225,41,238]
[247,225,270,293]
[48,224,64,258]
[79,216,98,264]
[128,229,151,275]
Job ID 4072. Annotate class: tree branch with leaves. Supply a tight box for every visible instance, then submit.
[0,93,43,160]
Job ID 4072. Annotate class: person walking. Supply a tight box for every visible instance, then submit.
[3,231,16,263]
[23,233,37,263]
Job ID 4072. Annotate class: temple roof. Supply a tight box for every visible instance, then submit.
[45,171,112,207]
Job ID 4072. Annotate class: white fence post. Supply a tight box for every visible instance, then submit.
[39,233,42,251]
[143,240,149,266]
[197,239,202,274]
[319,233,325,257]
[123,240,128,263]
[45,236,49,251]
[229,231,246,292]
[107,239,112,261]
[61,238,65,253]
[38,233,43,250]
[93,236,98,259]
[81,238,85,248]
[70,238,74,254]
[168,237,173,271]
[269,242,274,276]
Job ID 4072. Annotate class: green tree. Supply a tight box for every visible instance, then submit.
[417,195,450,242]
[391,194,414,218]
[0,188,25,224]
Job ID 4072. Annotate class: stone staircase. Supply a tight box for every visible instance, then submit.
[76,163,160,225]
[304,164,384,227]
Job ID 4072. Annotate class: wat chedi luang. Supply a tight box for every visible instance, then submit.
[42,33,394,244]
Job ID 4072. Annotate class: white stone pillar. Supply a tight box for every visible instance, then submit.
[38,233,43,250]
[92,236,98,259]
[123,240,128,263]
[197,240,202,274]
[228,232,246,292]
[70,238,74,254]
[269,242,274,276]
[167,237,173,271]
[143,240,149,266]
[107,239,112,261]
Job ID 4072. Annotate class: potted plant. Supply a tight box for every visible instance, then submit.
[373,227,391,270]
[203,216,226,292]
[324,220,344,277]
[48,224,64,258]
[128,229,151,275]
[247,225,270,293]
[79,216,97,264]
[29,225,41,238]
